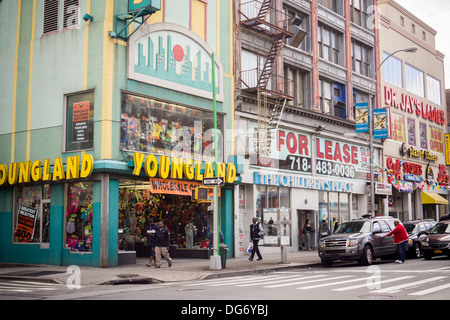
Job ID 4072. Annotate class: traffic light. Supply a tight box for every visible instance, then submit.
[191,187,213,203]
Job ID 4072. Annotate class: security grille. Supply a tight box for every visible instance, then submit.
[63,0,80,29]
[43,0,59,34]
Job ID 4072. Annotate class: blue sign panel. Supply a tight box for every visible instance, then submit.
[355,103,369,133]
[373,108,389,139]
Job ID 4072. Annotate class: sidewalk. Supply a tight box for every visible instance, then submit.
[0,250,322,286]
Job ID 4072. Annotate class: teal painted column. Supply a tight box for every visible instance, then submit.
[49,184,65,266]
[221,188,234,257]
[108,179,119,267]
[0,188,13,263]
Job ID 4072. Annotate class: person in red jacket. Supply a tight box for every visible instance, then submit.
[385,220,409,264]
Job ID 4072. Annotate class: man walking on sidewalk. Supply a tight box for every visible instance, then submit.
[155,221,173,268]
[249,217,263,261]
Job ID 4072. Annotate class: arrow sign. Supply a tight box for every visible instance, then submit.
[202,177,225,186]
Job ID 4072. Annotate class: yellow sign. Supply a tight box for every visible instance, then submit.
[132,152,237,184]
[0,154,94,186]
[445,134,450,166]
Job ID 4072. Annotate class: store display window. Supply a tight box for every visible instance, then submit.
[64,90,95,152]
[120,93,224,162]
[14,185,51,245]
[118,180,212,256]
[65,182,94,252]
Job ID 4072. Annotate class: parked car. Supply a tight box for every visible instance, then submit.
[403,219,437,258]
[318,216,397,267]
[419,220,450,260]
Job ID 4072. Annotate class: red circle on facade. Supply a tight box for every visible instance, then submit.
[173,45,184,62]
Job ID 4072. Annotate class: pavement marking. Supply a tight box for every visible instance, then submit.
[297,276,375,290]
[265,275,352,289]
[236,274,313,287]
[408,282,450,296]
[371,276,448,294]
[332,276,416,292]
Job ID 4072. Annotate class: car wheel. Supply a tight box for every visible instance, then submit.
[321,259,333,268]
[360,245,373,266]
[414,243,422,259]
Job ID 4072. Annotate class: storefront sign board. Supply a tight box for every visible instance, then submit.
[15,205,38,243]
[149,178,201,196]
[0,154,94,186]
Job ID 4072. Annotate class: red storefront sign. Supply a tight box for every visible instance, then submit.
[384,86,445,126]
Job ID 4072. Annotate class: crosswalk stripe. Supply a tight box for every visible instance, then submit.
[236,274,311,287]
[182,275,263,287]
[371,276,448,294]
[332,276,416,292]
[264,275,352,289]
[297,276,374,290]
[408,282,450,296]
[206,274,301,287]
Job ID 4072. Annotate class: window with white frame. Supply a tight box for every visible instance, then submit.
[426,75,441,105]
[318,24,342,66]
[319,78,333,114]
[351,41,371,77]
[383,52,403,88]
[405,64,424,97]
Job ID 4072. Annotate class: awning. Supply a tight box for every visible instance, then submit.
[422,191,449,205]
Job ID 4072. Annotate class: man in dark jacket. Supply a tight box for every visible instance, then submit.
[249,217,263,261]
[155,221,173,268]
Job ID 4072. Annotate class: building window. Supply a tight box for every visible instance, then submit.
[64,90,95,152]
[318,0,344,16]
[284,8,310,52]
[350,0,373,30]
[120,93,224,163]
[400,16,404,27]
[284,65,307,108]
[352,41,371,77]
[43,0,80,35]
[411,24,416,34]
[318,25,342,66]
[405,64,424,98]
[426,75,441,105]
[319,79,332,114]
[383,52,403,88]
[66,182,94,253]
[14,185,51,245]
[43,0,59,34]
[63,0,80,29]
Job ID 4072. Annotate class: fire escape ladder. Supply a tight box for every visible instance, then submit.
[257,33,285,89]
[257,0,274,21]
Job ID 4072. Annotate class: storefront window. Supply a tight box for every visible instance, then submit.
[65,90,95,152]
[118,180,211,255]
[14,185,51,245]
[319,191,351,231]
[256,186,266,218]
[65,182,93,252]
[329,192,339,228]
[279,188,290,208]
[120,93,223,162]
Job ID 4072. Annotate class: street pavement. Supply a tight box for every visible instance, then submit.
[0,250,322,287]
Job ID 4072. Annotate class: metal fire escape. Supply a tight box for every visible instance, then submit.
[238,0,294,156]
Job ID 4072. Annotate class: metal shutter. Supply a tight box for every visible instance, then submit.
[43,0,59,34]
[63,0,80,29]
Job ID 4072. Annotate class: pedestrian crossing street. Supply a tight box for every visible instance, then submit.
[176,267,450,297]
[0,280,62,294]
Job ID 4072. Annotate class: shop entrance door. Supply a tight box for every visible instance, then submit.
[297,210,316,250]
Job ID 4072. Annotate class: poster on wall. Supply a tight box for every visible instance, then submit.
[390,113,405,143]
[72,101,90,143]
[15,205,38,243]
[429,127,444,154]
[262,209,278,246]
[279,208,291,246]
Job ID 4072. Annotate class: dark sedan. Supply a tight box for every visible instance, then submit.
[404,220,436,258]
[419,221,450,260]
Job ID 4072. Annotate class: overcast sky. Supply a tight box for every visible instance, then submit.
[394,0,450,88]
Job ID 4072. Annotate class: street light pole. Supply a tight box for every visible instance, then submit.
[368,46,417,217]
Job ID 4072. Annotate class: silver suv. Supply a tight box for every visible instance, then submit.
[318,217,397,267]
